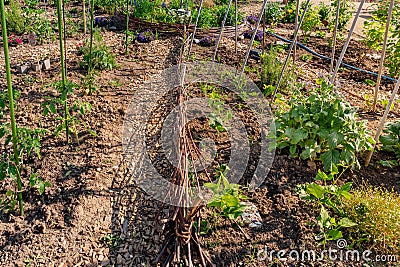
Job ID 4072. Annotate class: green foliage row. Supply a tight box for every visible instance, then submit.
[363,0,400,77]
[132,0,243,28]
[5,0,54,43]
[269,0,352,41]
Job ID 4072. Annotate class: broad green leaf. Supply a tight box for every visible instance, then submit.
[307,183,325,199]
[320,206,330,224]
[328,229,343,240]
[321,149,340,171]
[291,129,308,145]
[338,218,357,228]
[221,194,239,207]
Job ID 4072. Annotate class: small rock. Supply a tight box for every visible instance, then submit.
[17,65,29,74]
[109,26,117,30]
[31,63,42,72]
[307,160,317,171]
[42,59,51,70]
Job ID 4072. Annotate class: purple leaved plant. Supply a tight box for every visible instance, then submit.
[243,29,264,41]
[247,15,259,25]
[199,35,216,47]
[137,29,155,43]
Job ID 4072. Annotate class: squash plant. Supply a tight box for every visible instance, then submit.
[272,80,375,171]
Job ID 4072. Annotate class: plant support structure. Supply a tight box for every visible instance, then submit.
[0,0,24,215]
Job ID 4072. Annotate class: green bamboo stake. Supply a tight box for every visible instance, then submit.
[88,0,94,85]
[0,0,24,215]
[83,0,87,35]
[56,0,69,143]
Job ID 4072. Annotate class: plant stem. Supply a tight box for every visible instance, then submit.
[0,0,24,215]
[56,0,69,143]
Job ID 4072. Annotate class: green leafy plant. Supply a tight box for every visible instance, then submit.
[272,80,375,171]
[301,4,321,42]
[5,0,26,35]
[297,164,357,245]
[79,30,116,71]
[43,80,93,144]
[281,1,296,23]
[329,0,353,32]
[204,164,249,220]
[260,46,297,95]
[299,53,313,62]
[202,84,232,135]
[363,0,400,77]
[264,2,282,25]
[318,2,330,24]
[215,5,242,27]
[379,120,400,160]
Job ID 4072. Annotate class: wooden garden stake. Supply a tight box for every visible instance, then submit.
[56,0,70,143]
[330,0,340,75]
[235,0,238,54]
[270,0,311,106]
[365,76,400,166]
[239,0,269,77]
[330,0,365,85]
[293,0,300,64]
[0,0,24,215]
[372,0,394,112]
[212,0,233,62]
[187,0,204,58]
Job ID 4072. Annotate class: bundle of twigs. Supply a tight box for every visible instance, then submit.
[153,35,215,267]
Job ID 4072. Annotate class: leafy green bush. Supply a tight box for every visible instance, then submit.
[329,0,353,32]
[343,186,400,255]
[380,120,400,159]
[79,31,116,71]
[272,80,375,171]
[5,0,26,35]
[215,5,242,27]
[264,2,282,25]
[260,46,297,96]
[301,4,321,41]
[205,164,249,220]
[297,164,357,244]
[363,0,400,77]
[94,0,124,14]
[281,1,296,23]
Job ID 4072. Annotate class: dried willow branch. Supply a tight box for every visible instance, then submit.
[155,35,214,267]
